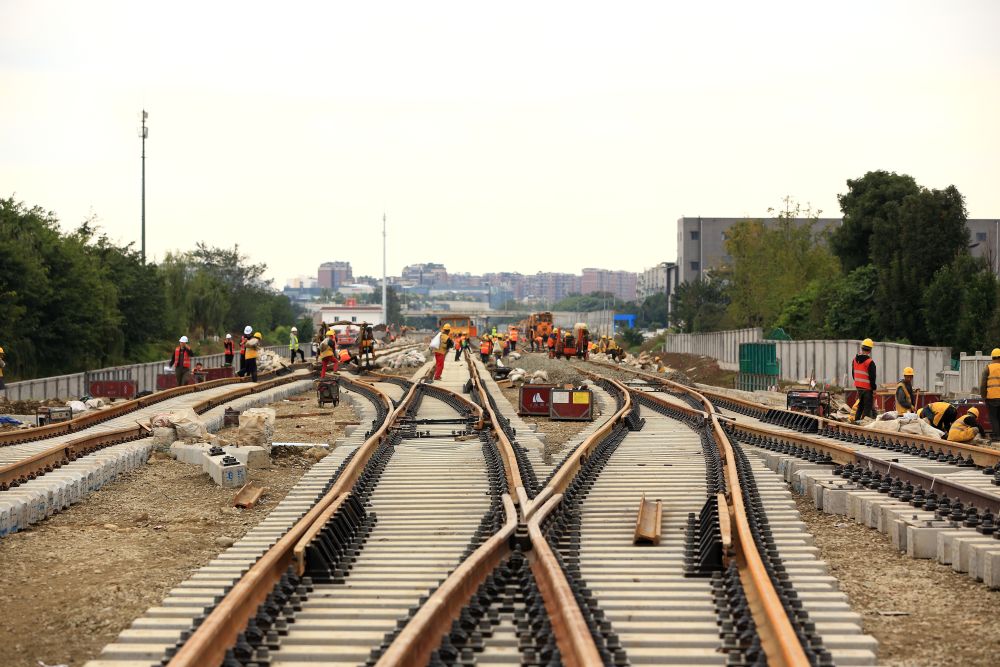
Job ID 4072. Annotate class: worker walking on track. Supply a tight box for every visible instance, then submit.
[480,335,493,363]
[238,325,252,376]
[980,348,1000,441]
[289,326,305,363]
[319,329,338,377]
[920,400,958,434]
[431,323,453,382]
[453,333,464,362]
[223,334,235,367]
[947,407,986,443]
[852,338,877,420]
[171,336,195,386]
[509,327,519,352]
[895,367,916,414]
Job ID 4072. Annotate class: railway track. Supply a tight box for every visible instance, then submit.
[0,344,422,537]
[87,352,879,667]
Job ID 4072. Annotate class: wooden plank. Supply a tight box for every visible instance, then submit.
[233,482,266,508]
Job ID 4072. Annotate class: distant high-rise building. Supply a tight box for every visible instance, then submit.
[524,272,580,303]
[317,261,354,290]
[580,268,639,301]
[401,263,448,286]
[637,262,678,300]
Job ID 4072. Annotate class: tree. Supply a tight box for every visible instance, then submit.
[831,171,920,272]
[823,265,880,340]
[724,198,840,330]
[924,255,1000,355]
[636,292,669,329]
[670,276,730,333]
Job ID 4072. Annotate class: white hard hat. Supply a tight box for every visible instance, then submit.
[244,325,253,335]
[291,326,298,332]
[179,336,189,343]
[225,333,232,339]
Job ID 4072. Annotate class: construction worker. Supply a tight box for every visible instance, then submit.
[980,348,1000,441]
[852,338,876,420]
[528,326,537,352]
[947,407,987,443]
[895,367,916,415]
[480,336,493,363]
[238,325,252,376]
[243,332,261,382]
[546,331,556,358]
[289,326,305,363]
[0,345,6,395]
[319,329,338,377]
[223,334,235,367]
[432,323,453,381]
[171,336,195,386]
[919,401,958,434]
[453,333,464,362]
[509,327,519,352]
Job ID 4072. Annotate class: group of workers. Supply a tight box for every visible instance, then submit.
[171,325,267,385]
[851,338,998,443]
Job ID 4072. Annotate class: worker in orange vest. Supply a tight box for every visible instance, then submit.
[223,334,235,367]
[509,327,519,352]
[171,336,195,386]
[319,329,338,377]
[453,333,464,361]
[547,331,557,358]
[480,336,493,363]
[852,338,877,420]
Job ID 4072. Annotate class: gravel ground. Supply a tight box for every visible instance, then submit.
[0,389,359,667]
[793,495,1000,666]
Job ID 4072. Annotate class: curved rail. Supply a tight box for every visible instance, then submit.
[166,375,411,667]
[0,370,308,490]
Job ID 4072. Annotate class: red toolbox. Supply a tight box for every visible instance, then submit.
[549,388,594,421]
[518,384,556,416]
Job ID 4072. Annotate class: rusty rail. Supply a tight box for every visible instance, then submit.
[0,370,309,491]
[166,376,409,667]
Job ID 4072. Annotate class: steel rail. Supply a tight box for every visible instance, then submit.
[373,495,519,667]
[0,370,308,491]
[586,362,811,666]
[165,376,408,667]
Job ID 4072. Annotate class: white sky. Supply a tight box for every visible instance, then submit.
[2,1,999,285]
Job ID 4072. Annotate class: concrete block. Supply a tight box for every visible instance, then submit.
[952,535,998,573]
[205,456,247,488]
[936,525,966,564]
[170,443,214,466]
[822,486,851,515]
[967,542,1000,582]
[223,446,269,469]
[980,549,1000,588]
[906,522,949,559]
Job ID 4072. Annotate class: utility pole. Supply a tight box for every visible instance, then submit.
[140,110,148,262]
[382,213,388,326]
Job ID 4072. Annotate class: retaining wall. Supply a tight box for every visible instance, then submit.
[660,328,762,370]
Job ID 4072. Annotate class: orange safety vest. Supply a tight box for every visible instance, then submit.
[510,330,519,342]
[480,340,492,354]
[224,339,234,356]
[547,336,555,348]
[338,349,351,362]
[172,346,192,368]
[853,356,873,390]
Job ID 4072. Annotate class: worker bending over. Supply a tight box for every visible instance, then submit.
[895,367,916,414]
[947,407,987,443]
[852,338,877,420]
[920,401,958,434]
[981,348,1000,442]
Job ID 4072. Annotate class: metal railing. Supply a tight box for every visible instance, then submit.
[2,346,286,402]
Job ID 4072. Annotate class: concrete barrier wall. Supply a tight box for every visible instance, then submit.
[774,339,950,391]
[3,346,286,402]
[660,328,762,370]
[957,352,994,397]
[660,328,951,390]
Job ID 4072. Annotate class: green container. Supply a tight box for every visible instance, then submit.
[739,342,778,375]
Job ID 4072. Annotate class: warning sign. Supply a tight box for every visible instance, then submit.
[552,391,569,404]
[550,389,594,421]
[572,392,590,405]
[518,384,555,416]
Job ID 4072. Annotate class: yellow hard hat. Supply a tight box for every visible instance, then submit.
[0,346,4,354]
[861,338,874,349]
[326,329,335,336]
[442,324,451,331]
[969,407,980,418]
[992,348,1000,358]
[254,332,262,339]
[903,367,914,376]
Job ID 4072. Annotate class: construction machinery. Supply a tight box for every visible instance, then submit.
[438,315,477,339]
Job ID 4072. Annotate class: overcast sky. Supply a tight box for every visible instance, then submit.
[2,1,999,285]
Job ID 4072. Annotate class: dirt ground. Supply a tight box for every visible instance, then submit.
[215,391,358,444]
[794,495,1000,666]
[654,351,737,387]
[0,390,357,667]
